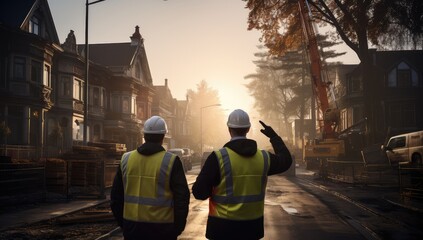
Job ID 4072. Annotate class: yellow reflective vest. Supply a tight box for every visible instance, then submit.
[120,150,176,223]
[209,147,270,220]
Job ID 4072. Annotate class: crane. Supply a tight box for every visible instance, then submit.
[298,0,345,171]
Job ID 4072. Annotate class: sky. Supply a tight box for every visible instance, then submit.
[47,0,359,113]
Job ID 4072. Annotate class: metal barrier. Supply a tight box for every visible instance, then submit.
[325,159,364,183]
[0,145,38,161]
[398,163,423,200]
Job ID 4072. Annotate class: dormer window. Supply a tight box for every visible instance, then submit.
[387,62,419,88]
[135,64,141,79]
[29,16,40,35]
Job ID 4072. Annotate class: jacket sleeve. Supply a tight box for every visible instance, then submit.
[170,157,190,236]
[267,136,293,175]
[192,152,220,200]
[110,166,124,227]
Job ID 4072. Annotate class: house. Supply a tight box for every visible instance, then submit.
[0,0,170,157]
[152,79,177,149]
[76,25,155,150]
[336,50,423,145]
[0,0,62,158]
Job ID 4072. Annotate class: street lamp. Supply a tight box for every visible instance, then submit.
[83,0,106,145]
[200,103,221,155]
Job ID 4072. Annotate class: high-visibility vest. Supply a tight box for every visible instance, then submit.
[209,147,270,220]
[120,150,176,223]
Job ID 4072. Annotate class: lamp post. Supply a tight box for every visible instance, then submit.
[83,0,106,145]
[200,103,221,155]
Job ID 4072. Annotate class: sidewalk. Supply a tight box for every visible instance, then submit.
[0,196,109,231]
[296,165,423,214]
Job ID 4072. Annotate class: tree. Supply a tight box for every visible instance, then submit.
[186,80,227,153]
[245,35,345,142]
[243,0,422,144]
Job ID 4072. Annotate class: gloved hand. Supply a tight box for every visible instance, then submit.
[259,120,278,139]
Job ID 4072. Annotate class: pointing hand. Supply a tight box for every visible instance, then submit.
[259,120,278,139]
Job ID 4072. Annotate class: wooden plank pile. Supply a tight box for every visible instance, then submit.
[0,159,45,206]
[45,158,67,195]
[58,143,124,198]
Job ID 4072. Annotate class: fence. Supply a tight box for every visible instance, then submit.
[0,162,46,206]
[0,145,38,161]
[398,163,423,200]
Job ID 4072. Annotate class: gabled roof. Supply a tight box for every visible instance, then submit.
[0,0,60,44]
[0,0,36,28]
[79,43,138,67]
[374,50,422,71]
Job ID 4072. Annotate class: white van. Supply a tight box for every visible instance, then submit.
[383,130,423,166]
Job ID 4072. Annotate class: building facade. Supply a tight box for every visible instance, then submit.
[0,0,190,159]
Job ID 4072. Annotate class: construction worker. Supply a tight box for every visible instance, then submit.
[192,109,292,240]
[111,116,190,240]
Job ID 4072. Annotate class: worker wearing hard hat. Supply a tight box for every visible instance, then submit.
[111,116,190,240]
[192,109,292,240]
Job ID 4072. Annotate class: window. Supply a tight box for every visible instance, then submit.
[43,64,51,87]
[62,77,71,96]
[93,87,100,107]
[388,136,406,149]
[31,61,42,83]
[387,62,419,88]
[14,57,26,81]
[132,97,136,114]
[111,95,120,112]
[29,16,40,35]
[122,96,130,113]
[102,89,107,108]
[73,79,83,100]
[135,64,141,79]
[347,75,362,93]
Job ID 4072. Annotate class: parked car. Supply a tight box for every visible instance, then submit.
[382,130,423,166]
[168,148,192,172]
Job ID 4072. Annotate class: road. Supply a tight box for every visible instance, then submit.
[180,164,422,240]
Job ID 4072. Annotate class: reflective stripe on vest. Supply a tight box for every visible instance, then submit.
[120,150,175,222]
[209,148,269,220]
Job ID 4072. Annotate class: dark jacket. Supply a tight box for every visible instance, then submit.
[110,142,190,240]
[192,136,292,240]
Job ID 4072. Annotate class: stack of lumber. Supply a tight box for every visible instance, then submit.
[45,158,67,194]
[88,141,127,158]
[0,159,45,206]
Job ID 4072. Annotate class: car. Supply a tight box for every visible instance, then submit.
[168,148,192,172]
[382,130,423,166]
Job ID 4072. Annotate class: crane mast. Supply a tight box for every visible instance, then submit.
[298,0,337,139]
[299,0,345,171]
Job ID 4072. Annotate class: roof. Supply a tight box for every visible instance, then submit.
[0,0,36,28]
[373,50,423,70]
[0,0,60,44]
[79,42,138,67]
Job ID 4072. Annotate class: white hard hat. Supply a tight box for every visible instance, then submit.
[143,116,168,134]
[227,109,251,128]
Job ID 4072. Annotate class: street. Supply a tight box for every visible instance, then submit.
[181,164,423,240]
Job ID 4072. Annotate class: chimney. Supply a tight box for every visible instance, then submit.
[130,25,143,46]
[165,78,168,87]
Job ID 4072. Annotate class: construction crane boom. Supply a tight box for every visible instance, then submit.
[298,0,337,139]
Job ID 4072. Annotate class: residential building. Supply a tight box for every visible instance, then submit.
[0,0,62,158]
[0,0,178,158]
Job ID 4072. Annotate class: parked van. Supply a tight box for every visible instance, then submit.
[382,130,423,166]
[168,148,192,172]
